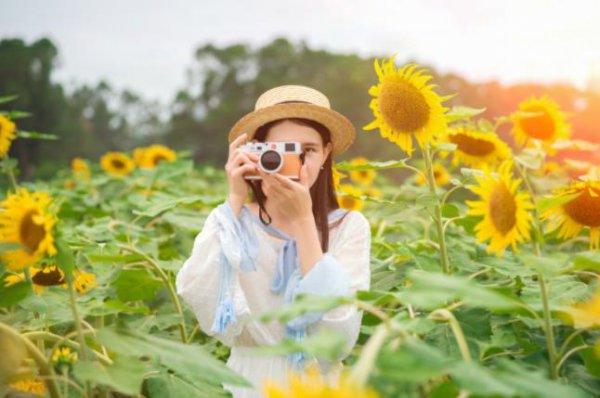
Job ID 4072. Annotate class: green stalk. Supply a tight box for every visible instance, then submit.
[0,322,62,398]
[514,161,559,379]
[3,154,19,192]
[66,277,92,397]
[350,325,390,387]
[428,309,471,362]
[118,244,188,343]
[423,146,450,274]
[537,272,559,379]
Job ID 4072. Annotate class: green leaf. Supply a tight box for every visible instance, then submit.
[415,193,438,208]
[0,110,31,119]
[514,148,544,170]
[15,130,59,140]
[537,192,580,214]
[250,329,348,362]
[144,371,230,398]
[96,325,250,388]
[398,270,523,311]
[54,236,76,277]
[0,279,33,308]
[335,159,408,171]
[375,339,451,383]
[112,269,163,302]
[441,203,460,218]
[258,294,350,323]
[0,242,24,252]
[0,95,18,104]
[445,106,486,123]
[434,142,457,152]
[132,195,220,217]
[451,359,587,398]
[573,251,600,272]
[73,356,148,395]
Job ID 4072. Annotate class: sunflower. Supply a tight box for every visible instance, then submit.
[0,188,58,271]
[71,157,91,180]
[364,55,451,156]
[466,161,534,256]
[73,269,96,294]
[540,180,600,250]
[332,166,346,191]
[51,346,78,367]
[4,266,96,295]
[263,363,380,398]
[8,379,45,396]
[416,163,451,187]
[134,144,177,169]
[338,184,364,211]
[0,114,17,158]
[443,126,510,168]
[511,96,571,153]
[100,152,135,176]
[566,285,600,329]
[348,157,376,186]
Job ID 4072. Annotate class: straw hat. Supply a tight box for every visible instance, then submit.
[228,85,356,157]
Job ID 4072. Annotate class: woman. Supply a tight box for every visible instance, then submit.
[175,85,371,398]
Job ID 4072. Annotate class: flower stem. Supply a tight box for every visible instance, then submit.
[67,276,93,397]
[3,154,19,192]
[350,325,390,387]
[118,244,188,343]
[423,146,451,274]
[537,272,559,379]
[428,309,471,362]
[0,322,62,398]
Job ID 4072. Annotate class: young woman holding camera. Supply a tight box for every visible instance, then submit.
[175,85,371,398]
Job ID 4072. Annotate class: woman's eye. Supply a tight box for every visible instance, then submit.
[303,148,316,153]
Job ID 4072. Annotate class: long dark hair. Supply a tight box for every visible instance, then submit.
[247,118,347,252]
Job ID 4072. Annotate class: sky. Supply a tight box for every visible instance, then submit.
[1,0,599,104]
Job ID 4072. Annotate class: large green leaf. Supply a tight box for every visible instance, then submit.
[397,270,523,311]
[74,356,148,395]
[96,325,250,389]
[0,279,32,308]
[112,268,163,301]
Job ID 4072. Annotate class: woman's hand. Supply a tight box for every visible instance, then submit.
[225,133,258,216]
[259,164,313,222]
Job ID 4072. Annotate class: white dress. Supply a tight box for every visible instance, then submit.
[175,200,371,398]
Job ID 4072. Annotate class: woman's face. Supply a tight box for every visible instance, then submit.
[265,120,332,188]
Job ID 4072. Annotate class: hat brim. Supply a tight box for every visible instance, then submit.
[228,103,355,157]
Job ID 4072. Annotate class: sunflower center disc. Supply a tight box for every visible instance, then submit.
[20,210,46,253]
[379,80,430,133]
[449,133,496,156]
[32,267,65,286]
[112,159,125,169]
[563,188,600,227]
[519,106,555,140]
[153,155,168,166]
[489,183,517,235]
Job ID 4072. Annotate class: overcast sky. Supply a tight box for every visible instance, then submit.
[1,0,599,103]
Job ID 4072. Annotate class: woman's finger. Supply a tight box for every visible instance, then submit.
[272,173,295,191]
[228,133,248,158]
[231,163,257,178]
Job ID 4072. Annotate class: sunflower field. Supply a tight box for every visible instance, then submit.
[1,55,600,398]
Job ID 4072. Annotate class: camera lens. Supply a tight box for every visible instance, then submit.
[260,150,282,172]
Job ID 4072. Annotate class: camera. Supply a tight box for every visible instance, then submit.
[240,141,304,180]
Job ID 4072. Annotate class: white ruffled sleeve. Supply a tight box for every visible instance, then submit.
[286,211,371,361]
[175,200,258,346]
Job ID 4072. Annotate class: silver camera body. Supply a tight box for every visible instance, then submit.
[239,141,302,180]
